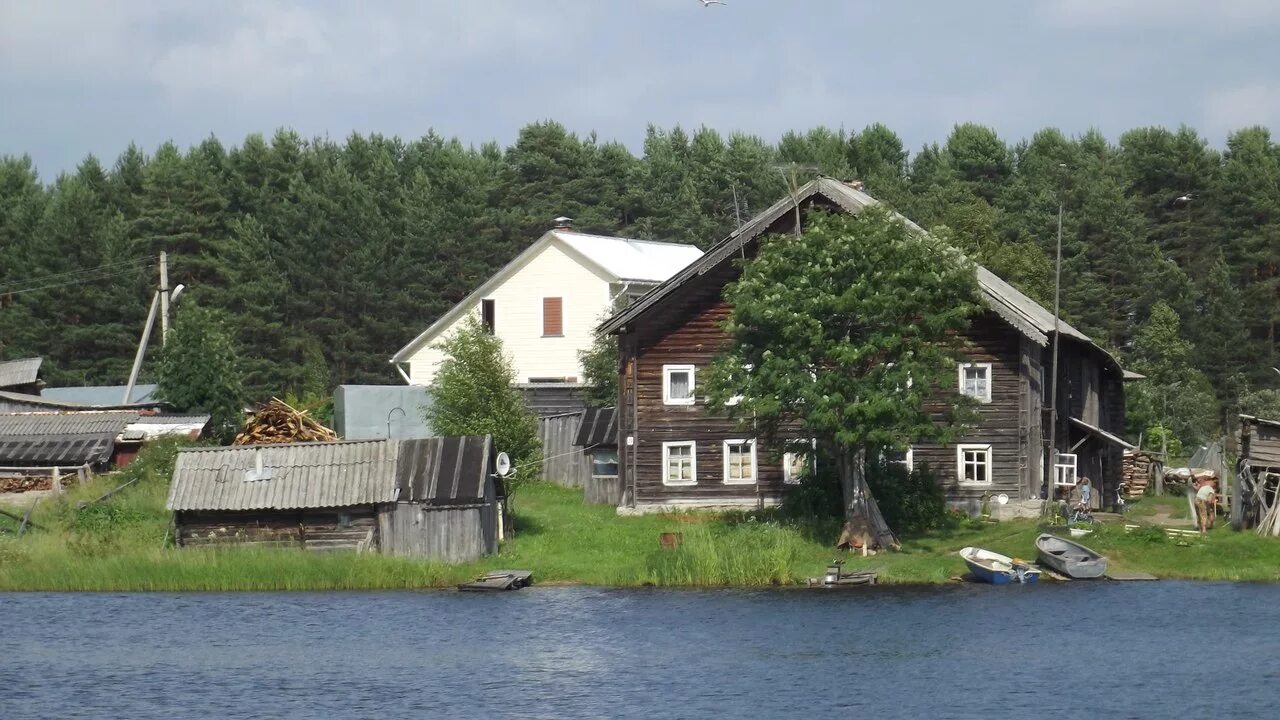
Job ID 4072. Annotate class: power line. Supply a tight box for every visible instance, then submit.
[0,258,154,296]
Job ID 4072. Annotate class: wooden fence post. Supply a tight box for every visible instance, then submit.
[51,466,62,494]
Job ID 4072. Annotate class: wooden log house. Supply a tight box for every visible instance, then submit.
[600,178,1129,514]
[167,435,502,562]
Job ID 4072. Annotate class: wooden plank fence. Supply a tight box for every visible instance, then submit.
[538,412,590,488]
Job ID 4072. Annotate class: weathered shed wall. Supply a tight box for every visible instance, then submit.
[175,507,378,551]
[539,412,591,487]
[1243,419,1280,467]
[377,503,496,562]
[583,474,623,505]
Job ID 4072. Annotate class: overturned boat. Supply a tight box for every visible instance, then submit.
[1035,534,1108,579]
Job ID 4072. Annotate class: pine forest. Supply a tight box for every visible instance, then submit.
[1,121,1278,449]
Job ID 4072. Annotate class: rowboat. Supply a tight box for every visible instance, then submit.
[958,546,1041,585]
[1035,534,1108,579]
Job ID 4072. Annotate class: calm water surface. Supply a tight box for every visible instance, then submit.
[4,583,1278,719]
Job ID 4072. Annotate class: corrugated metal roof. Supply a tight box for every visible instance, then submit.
[0,357,42,389]
[0,412,138,437]
[600,177,1119,370]
[394,436,493,505]
[131,414,211,426]
[575,407,617,448]
[0,389,160,412]
[553,231,703,283]
[167,439,398,511]
[168,436,495,511]
[42,384,159,405]
[0,434,116,465]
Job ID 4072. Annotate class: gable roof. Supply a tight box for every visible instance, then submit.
[600,177,1115,366]
[0,357,42,389]
[391,229,702,363]
[166,435,494,512]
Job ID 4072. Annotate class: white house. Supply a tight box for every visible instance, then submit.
[391,223,703,386]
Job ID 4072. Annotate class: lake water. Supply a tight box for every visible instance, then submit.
[4,582,1277,719]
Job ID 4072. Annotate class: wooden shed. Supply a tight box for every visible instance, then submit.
[574,406,621,505]
[166,436,501,562]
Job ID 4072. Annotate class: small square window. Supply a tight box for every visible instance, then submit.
[957,444,993,484]
[663,365,695,405]
[882,447,914,472]
[663,441,697,486]
[959,363,993,403]
[723,439,757,484]
[592,449,619,478]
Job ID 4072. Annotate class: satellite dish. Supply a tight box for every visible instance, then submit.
[996,493,1010,505]
[495,452,511,477]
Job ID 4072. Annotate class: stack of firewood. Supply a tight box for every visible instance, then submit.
[232,398,337,446]
[1122,450,1156,497]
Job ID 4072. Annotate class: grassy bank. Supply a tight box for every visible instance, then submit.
[2,446,1279,590]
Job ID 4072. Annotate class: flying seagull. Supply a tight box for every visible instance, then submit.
[699,0,727,6]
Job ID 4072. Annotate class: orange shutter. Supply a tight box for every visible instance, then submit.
[543,297,563,336]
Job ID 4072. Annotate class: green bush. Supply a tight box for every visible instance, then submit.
[780,452,950,536]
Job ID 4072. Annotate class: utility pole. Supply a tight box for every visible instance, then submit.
[159,251,171,345]
[1045,165,1066,511]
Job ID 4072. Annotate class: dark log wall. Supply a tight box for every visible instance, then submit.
[175,507,378,551]
[915,313,1029,504]
[627,280,791,507]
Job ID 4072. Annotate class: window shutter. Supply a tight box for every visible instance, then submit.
[543,297,563,336]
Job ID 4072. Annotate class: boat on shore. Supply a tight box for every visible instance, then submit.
[958,547,1040,585]
[1035,534,1108,579]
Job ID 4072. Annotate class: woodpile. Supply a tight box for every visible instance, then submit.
[232,398,337,446]
[1122,450,1157,497]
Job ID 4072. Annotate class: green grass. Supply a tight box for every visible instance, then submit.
[3,443,1280,590]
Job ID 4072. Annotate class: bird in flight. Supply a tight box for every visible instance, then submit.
[699,0,727,6]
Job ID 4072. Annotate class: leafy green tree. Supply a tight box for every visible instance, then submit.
[1124,301,1216,448]
[156,304,245,442]
[426,315,542,492]
[578,326,618,408]
[705,209,981,548]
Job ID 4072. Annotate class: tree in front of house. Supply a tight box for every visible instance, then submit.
[156,304,245,443]
[426,315,542,494]
[578,328,619,409]
[706,208,982,550]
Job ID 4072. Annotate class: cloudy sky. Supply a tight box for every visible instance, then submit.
[3,0,1278,177]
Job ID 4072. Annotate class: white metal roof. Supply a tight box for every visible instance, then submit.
[552,231,703,283]
[390,229,702,363]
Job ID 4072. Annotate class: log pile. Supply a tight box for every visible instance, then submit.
[1122,450,1156,497]
[0,475,51,493]
[232,398,337,446]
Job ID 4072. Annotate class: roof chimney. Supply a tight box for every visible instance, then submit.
[552,216,574,230]
[844,179,865,192]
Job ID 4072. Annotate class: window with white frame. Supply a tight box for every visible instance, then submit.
[723,439,757,484]
[957,444,993,484]
[1054,453,1078,487]
[959,363,993,403]
[783,451,808,484]
[882,447,914,472]
[662,441,697,486]
[663,365,695,405]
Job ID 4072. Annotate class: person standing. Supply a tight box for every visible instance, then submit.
[1195,478,1217,534]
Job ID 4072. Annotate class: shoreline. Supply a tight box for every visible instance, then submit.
[3,471,1277,592]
